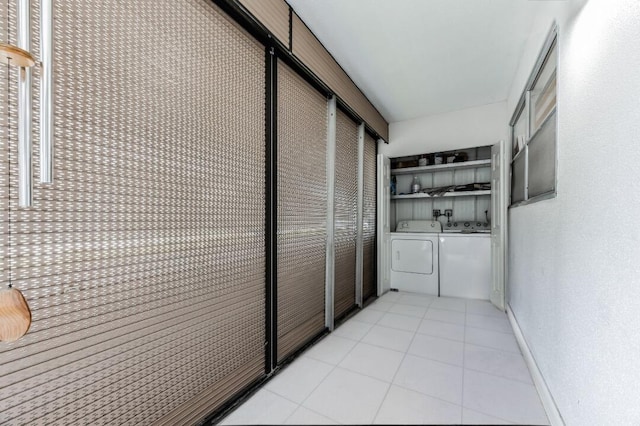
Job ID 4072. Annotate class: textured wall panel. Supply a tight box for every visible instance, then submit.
[334,110,358,319]
[0,1,265,424]
[362,133,376,302]
[291,13,388,141]
[276,61,327,361]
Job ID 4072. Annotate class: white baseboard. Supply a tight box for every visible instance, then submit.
[507,305,564,426]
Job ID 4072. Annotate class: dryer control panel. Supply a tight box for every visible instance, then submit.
[396,220,442,233]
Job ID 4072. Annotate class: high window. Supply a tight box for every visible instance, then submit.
[511,24,558,205]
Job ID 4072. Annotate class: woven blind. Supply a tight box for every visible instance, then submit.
[362,133,376,302]
[333,110,358,320]
[276,62,327,361]
[0,1,266,424]
[290,13,389,141]
[237,0,290,47]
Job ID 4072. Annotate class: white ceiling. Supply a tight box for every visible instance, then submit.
[287,0,550,123]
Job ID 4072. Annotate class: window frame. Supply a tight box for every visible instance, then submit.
[509,23,558,208]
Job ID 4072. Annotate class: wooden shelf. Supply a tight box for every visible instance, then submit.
[0,42,36,68]
[392,190,491,200]
[391,159,491,176]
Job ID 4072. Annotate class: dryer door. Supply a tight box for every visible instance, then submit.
[391,239,434,274]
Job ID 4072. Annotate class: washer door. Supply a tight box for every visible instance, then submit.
[391,239,433,274]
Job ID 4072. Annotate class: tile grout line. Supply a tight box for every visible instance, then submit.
[310,296,517,425]
[458,341,520,354]
[467,311,512,320]
[462,366,538,386]
[291,307,379,425]
[223,388,300,425]
[262,388,302,424]
[466,324,514,335]
[282,403,339,425]
[384,382,464,410]
[307,300,470,415]
[350,300,496,372]
[338,333,409,356]
[346,296,529,425]
[415,328,466,344]
[461,407,517,425]
[239,295,471,425]
[369,298,434,424]
[460,301,538,425]
[391,301,470,380]
[348,317,422,333]
[280,295,512,425]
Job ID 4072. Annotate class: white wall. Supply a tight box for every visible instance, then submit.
[507,1,640,424]
[381,102,509,158]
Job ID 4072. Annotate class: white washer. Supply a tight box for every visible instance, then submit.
[390,220,441,295]
[438,233,491,300]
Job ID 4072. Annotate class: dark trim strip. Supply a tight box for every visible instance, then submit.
[334,304,360,327]
[205,328,329,425]
[213,0,283,48]
[275,327,329,368]
[264,46,273,374]
[288,6,293,51]
[265,46,278,373]
[371,137,379,300]
[270,49,279,371]
[201,375,269,426]
[336,102,368,137]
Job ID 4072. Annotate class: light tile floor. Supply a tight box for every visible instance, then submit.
[220,291,548,425]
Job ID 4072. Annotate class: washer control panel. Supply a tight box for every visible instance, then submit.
[444,221,491,233]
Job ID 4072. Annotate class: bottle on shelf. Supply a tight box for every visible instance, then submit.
[411,176,421,194]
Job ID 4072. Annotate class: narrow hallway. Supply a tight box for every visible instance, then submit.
[221,291,547,425]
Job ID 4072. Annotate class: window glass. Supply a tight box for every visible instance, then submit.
[528,111,557,198]
[510,27,557,207]
[511,152,526,204]
[530,40,557,134]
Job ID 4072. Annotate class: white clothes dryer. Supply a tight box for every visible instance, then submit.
[390,220,441,296]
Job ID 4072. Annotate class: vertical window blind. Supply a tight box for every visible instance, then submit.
[333,109,358,320]
[362,133,377,302]
[0,1,266,424]
[276,61,327,361]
